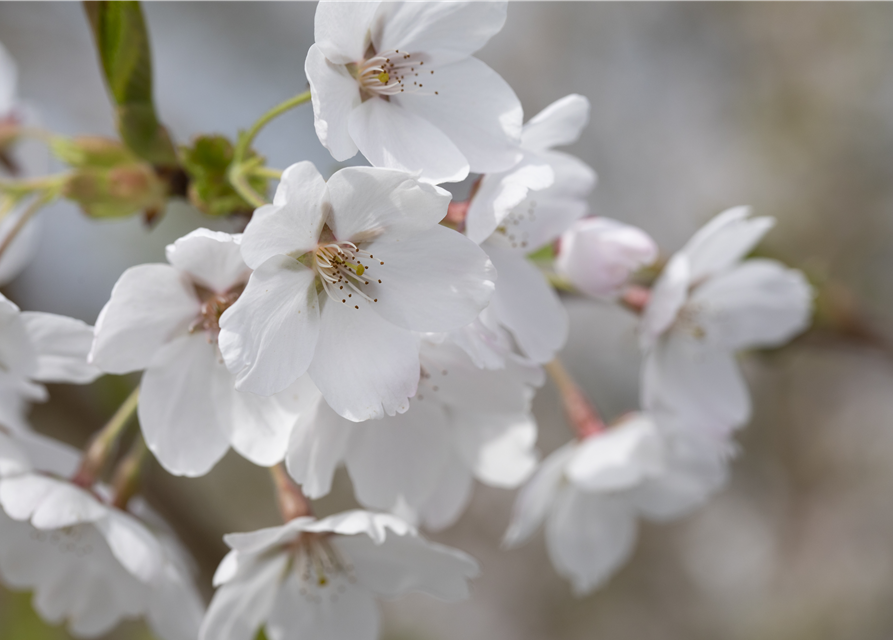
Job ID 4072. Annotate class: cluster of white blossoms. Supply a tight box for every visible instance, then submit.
[0,2,815,638]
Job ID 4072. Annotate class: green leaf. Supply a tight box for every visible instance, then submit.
[84,1,178,166]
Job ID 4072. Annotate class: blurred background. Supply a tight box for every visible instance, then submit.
[2,2,893,639]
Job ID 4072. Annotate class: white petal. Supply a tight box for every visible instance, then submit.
[361,223,496,332]
[639,253,690,349]
[95,510,164,583]
[267,571,379,640]
[13,476,105,529]
[139,334,232,477]
[486,244,568,363]
[223,519,311,556]
[199,554,288,640]
[565,415,663,492]
[545,488,638,596]
[306,44,362,161]
[0,293,38,380]
[228,377,317,468]
[90,264,199,374]
[219,256,320,396]
[314,0,380,63]
[326,166,451,243]
[345,399,451,512]
[308,298,419,421]
[418,452,474,532]
[240,162,328,269]
[464,155,555,245]
[306,510,413,543]
[334,528,479,600]
[165,228,250,294]
[10,429,81,477]
[285,396,353,500]
[642,333,750,433]
[396,57,523,174]
[691,259,812,351]
[682,206,775,281]
[20,312,101,384]
[0,430,31,476]
[502,443,575,547]
[455,411,538,488]
[488,151,596,252]
[374,1,507,66]
[521,94,591,152]
[348,97,468,184]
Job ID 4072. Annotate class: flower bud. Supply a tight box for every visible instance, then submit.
[556,217,657,298]
[63,162,167,219]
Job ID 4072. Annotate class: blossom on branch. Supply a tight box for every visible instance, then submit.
[201,510,479,640]
[306,0,522,184]
[0,429,204,640]
[640,206,813,434]
[218,162,496,421]
[90,229,310,476]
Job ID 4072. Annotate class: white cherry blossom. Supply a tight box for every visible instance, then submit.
[0,292,100,432]
[556,217,658,298]
[90,228,308,476]
[640,207,813,433]
[0,39,15,118]
[463,94,597,364]
[306,0,522,184]
[504,412,729,595]
[201,510,479,640]
[218,162,496,421]
[0,429,204,639]
[286,338,541,530]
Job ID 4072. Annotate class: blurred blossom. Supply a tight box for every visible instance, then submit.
[556,217,657,298]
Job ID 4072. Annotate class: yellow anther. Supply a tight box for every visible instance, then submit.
[377,72,390,84]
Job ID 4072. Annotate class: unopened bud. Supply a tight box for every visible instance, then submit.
[51,136,135,169]
[556,217,657,298]
[63,163,166,219]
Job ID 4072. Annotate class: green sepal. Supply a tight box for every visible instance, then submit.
[180,134,267,217]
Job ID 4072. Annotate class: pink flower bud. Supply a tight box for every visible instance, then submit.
[556,217,658,298]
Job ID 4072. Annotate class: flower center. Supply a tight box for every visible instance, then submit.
[190,285,244,342]
[314,240,382,310]
[354,48,438,100]
[288,533,356,603]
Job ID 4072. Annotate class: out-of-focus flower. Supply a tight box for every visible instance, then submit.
[90,229,309,477]
[462,94,597,365]
[504,412,729,595]
[640,207,813,434]
[218,162,495,421]
[286,338,541,530]
[201,510,479,640]
[0,429,205,639]
[306,0,522,184]
[0,292,100,432]
[556,217,657,298]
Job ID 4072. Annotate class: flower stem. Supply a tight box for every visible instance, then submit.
[228,90,312,207]
[72,387,140,488]
[544,359,605,439]
[0,193,51,262]
[270,463,313,523]
[111,434,149,510]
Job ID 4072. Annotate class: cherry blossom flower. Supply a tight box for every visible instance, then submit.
[556,217,658,298]
[0,292,100,432]
[90,229,309,476]
[503,412,729,595]
[305,0,522,184]
[218,162,496,421]
[200,510,479,640]
[640,207,813,434]
[286,338,541,530]
[462,94,597,364]
[0,429,204,639]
